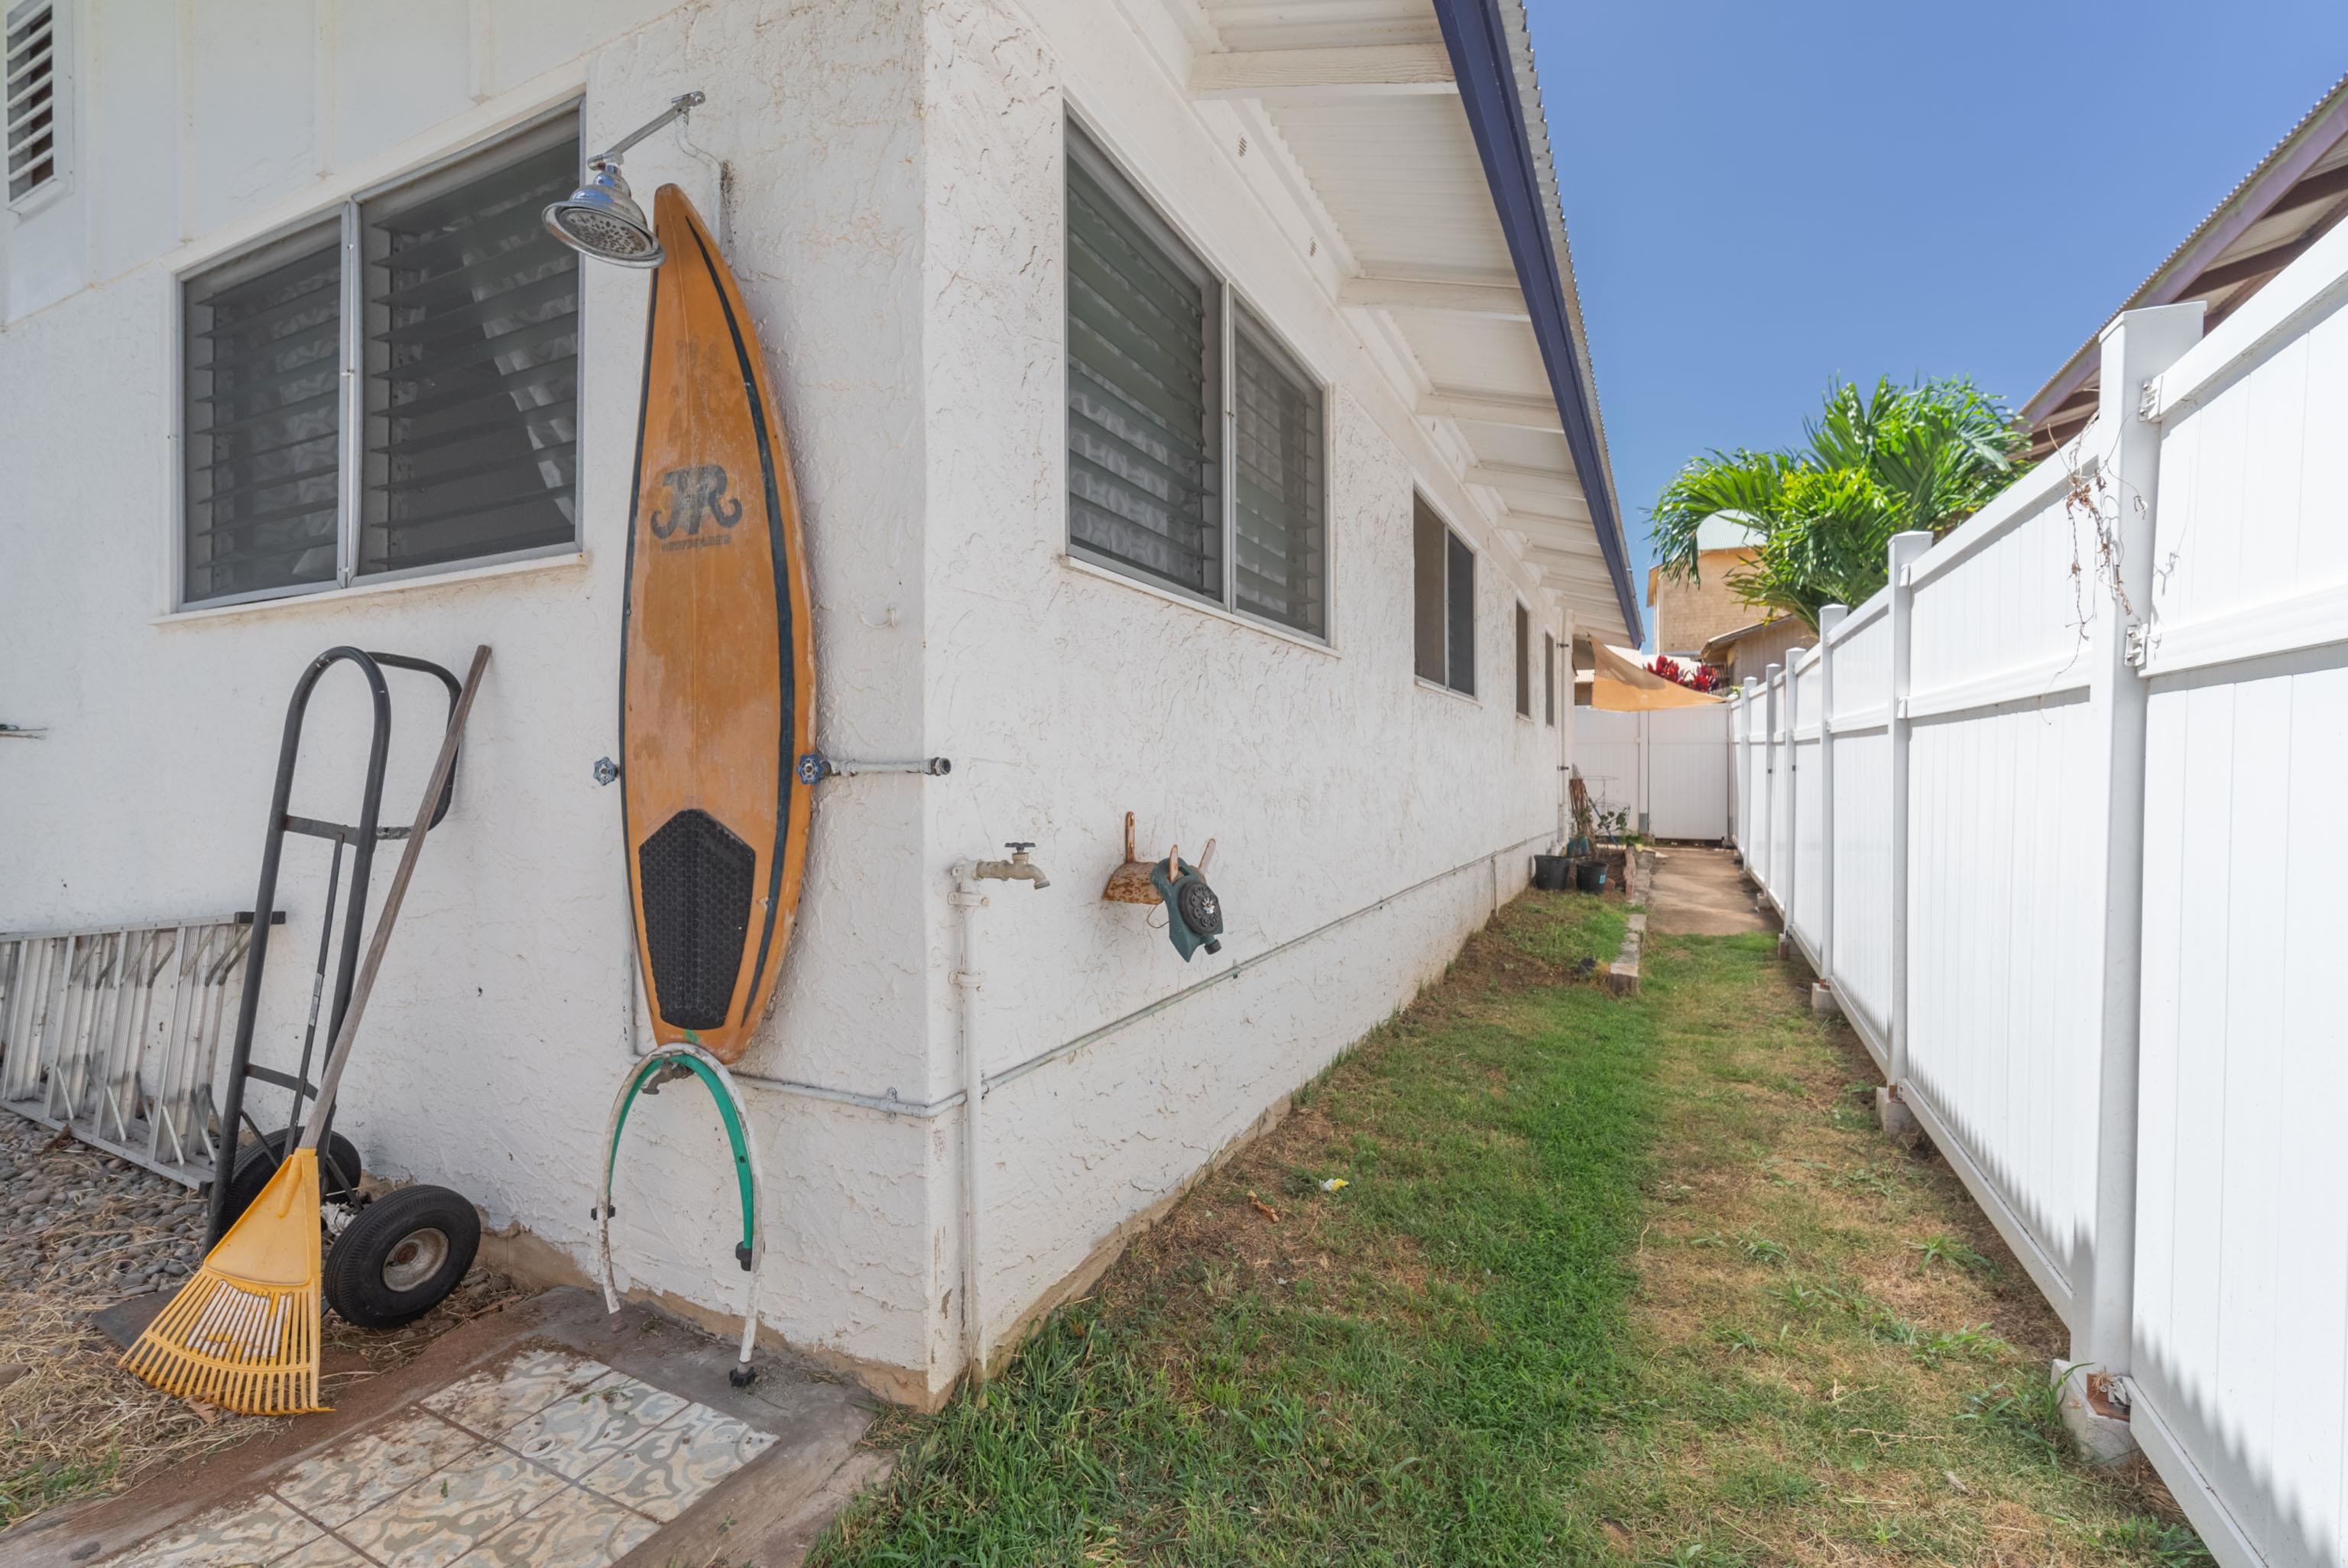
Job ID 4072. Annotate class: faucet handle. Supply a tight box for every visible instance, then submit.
[1005,841,1035,854]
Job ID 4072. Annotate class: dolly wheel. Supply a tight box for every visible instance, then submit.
[225,1129,365,1227]
[325,1184,480,1329]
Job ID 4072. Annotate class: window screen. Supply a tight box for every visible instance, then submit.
[1065,124,1221,600]
[1412,501,1446,683]
[1232,303,1324,635]
[361,121,579,577]
[5,1,57,203]
[1544,632,1556,724]
[1514,604,1531,716]
[1414,498,1476,695]
[1446,532,1475,697]
[182,225,345,606]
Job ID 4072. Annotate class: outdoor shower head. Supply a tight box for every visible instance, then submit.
[543,160,661,267]
[542,91,708,268]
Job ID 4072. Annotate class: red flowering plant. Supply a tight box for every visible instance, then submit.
[1646,653,1722,693]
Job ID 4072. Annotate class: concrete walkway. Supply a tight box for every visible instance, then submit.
[1645,846,1776,937]
[18,1289,874,1568]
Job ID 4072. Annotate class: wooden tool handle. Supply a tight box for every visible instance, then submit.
[301,645,491,1148]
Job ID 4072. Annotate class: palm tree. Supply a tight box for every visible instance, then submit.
[1650,377,2028,630]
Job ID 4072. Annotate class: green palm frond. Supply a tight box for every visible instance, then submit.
[1647,376,2027,630]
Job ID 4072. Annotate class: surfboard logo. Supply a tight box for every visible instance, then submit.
[649,464,744,543]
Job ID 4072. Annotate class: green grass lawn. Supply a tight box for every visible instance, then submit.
[814,889,2204,1566]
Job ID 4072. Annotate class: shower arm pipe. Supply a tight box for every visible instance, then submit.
[589,91,706,166]
[797,753,952,782]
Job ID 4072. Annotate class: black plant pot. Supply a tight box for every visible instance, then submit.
[1532,854,1573,892]
[1575,859,1610,894]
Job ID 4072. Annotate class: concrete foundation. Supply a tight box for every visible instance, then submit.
[2054,1360,2142,1466]
[1606,913,1645,996]
[1876,1086,1922,1143]
[1811,980,1840,1017]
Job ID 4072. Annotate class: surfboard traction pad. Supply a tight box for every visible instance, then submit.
[637,808,757,1032]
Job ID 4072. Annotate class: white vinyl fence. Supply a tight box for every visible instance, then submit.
[1572,705,1730,841]
[1724,225,2348,1568]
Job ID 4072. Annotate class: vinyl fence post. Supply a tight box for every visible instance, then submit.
[1740,678,1759,863]
[1886,530,1932,1091]
[1782,655,1799,946]
[1637,710,1652,836]
[1816,604,1849,986]
[2077,303,2204,1383]
[1763,664,1782,918]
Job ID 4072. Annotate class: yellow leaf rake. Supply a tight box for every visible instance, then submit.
[122,646,489,1415]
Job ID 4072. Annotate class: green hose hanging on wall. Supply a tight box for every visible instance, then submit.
[595,1041,767,1386]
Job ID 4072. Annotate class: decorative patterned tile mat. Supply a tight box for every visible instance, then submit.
[100,1351,773,1568]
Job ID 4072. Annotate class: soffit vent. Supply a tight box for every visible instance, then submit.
[6,1,60,205]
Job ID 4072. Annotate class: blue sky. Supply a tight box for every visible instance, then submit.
[1524,2,2348,642]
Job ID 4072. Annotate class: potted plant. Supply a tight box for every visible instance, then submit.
[1567,772,1595,858]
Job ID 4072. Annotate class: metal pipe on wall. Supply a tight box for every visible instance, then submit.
[947,870,989,1394]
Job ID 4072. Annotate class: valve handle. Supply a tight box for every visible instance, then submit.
[1005,841,1035,854]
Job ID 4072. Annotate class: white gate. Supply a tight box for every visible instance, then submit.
[1572,705,1729,841]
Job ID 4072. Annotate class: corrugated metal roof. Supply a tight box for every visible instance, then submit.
[2022,70,2348,452]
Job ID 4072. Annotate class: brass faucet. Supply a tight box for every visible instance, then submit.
[968,841,1050,889]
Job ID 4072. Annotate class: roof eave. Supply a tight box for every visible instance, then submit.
[1432,0,1643,644]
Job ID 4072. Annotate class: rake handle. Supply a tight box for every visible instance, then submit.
[299,645,490,1149]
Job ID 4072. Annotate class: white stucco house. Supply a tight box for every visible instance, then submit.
[0,0,1640,1407]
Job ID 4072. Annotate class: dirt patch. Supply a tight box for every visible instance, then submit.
[1648,845,1777,937]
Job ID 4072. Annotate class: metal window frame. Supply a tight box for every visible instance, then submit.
[1512,598,1532,719]
[174,216,348,613]
[1227,292,1329,640]
[1412,490,1479,700]
[1061,104,1335,647]
[172,101,585,612]
[1543,630,1556,724]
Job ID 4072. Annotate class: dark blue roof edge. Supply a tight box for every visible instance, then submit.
[1431,0,1643,643]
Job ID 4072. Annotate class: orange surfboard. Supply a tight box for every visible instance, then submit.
[621,187,815,1064]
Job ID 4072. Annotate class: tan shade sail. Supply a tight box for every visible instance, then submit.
[1591,642,1724,711]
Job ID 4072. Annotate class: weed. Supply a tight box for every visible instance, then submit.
[1958,1376,2070,1465]
[1650,1543,1749,1567]
[2100,1515,2218,1565]
[1907,1323,2012,1367]
[1911,1233,1993,1272]
[1769,1280,1823,1314]
[1828,1162,1905,1201]
[1737,1229,1789,1265]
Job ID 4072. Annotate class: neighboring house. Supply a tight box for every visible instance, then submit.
[1698,617,1809,689]
[2019,69,2348,457]
[1645,511,1759,658]
[0,0,1638,1407]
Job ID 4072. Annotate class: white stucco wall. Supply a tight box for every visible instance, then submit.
[909,0,1569,1381]
[0,0,951,1393]
[1,0,1579,1406]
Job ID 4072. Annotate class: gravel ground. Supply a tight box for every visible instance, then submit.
[0,1117,207,1297]
[0,1114,520,1534]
